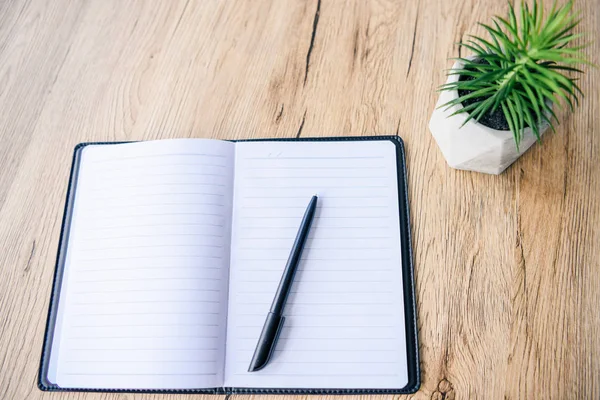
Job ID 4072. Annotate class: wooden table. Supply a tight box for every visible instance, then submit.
[1,0,598,399]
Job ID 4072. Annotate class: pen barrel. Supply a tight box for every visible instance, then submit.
[270,196,318,315]
[248,312,285,372]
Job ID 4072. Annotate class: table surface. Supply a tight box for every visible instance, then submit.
[0,0,598,399]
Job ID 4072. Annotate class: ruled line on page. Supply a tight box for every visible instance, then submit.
[241,194,388,199]
[235,268,392,272]
[245,166,386,170]
[267,336,396,340]
[233,360,399,365]
[233,311,395,318]
[236,289,394,294]
[89,222,226,230]
[88,222,225,230]
[236,246,389,250]
[76,255,223,262]
[87,211,225,219]
[63,373,219,376]
[71,299,221,305]
[66,360,218,363]
[79,243,224,251]
[81,205,227,213]
[95,161,229,172]
[72,288,221,295]
[80,232,225,240]
[234,310,394,317]
[243,176,387,180]
[74,277,222,283]
[235,301,394,306]
[231,373,398,377]
[71,311,221,317]
[89,182,227,191]
[239,338,398,345]
[72,322,220,328]
[243,156,384,160]
[237,348,397,353]
[234,325,395,329]
[93,172,228,178]
[238,216,389,220]
[236,280,390,285]
[89,152,228,163]
[236,257,391,261]
[93,191,226,200]
[240,205,388,209]
[77,265,223,272]
[238,226,391,229]
[68,335,221,340]
[69,347,219,351]
[241,185,388,189]
[237,235,390,240]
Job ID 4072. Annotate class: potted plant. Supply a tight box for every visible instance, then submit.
[429,0,589,175]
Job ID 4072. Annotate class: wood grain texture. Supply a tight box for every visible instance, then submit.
[0,0,598,399]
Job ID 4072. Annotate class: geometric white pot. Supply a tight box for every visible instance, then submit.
[429,59,551,175]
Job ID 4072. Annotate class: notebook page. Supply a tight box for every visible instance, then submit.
[49,139,234,389]
[224,140,408,389]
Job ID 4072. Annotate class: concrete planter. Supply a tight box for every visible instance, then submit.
[429,59,551,175]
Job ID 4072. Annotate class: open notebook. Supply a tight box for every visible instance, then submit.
[39,136,419,394]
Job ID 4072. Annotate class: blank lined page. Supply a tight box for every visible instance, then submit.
[50,139,234,389]
[224,140,408,389]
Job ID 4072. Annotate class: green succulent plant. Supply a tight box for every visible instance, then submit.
[439,0,590,149]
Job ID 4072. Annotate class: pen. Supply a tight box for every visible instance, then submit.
[248,195,318,372]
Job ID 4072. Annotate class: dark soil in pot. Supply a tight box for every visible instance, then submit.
[458,79,510,131]
[457,61,511,131]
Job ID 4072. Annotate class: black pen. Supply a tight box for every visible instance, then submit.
[248,195,318,372]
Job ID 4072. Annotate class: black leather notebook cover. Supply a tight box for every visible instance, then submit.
[38,135,420,394]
